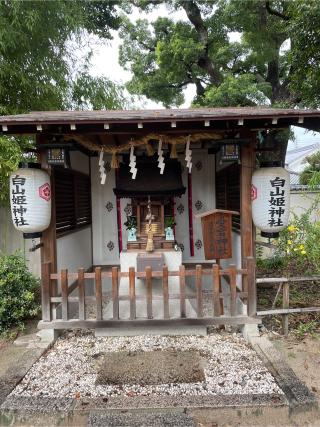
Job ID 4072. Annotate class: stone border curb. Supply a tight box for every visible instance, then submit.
[246,332,318,414]
[0,332,56,407]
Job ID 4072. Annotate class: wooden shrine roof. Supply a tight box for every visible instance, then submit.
[0,107,320,134]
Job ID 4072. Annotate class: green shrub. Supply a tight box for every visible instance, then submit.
[276,200,320,275]
[0,253,40,333]
[256,256,285,271]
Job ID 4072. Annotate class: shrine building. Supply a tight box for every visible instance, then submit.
[2,107,320,333]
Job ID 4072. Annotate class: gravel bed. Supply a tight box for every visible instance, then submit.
[9,331,283,400]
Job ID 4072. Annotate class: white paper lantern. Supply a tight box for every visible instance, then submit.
[9,163,51,238]
[252,166,290,238]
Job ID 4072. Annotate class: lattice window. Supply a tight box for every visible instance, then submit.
[54,168,91,236]
[215,163,240,230]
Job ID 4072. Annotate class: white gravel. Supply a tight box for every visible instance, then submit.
[11,331,283,399]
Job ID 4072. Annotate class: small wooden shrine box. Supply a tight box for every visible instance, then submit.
[195,209,239,260]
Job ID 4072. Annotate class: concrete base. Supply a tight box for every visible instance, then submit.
[95,325,207,337]
[36,328,62,345]
[103,250,199,322]
[119,250,182,287]
[241,323,260,342]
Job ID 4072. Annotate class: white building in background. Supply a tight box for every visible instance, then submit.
[284,143,320,221]
[285,143,320,187]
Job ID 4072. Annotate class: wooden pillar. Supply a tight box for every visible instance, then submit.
[282,282,289,336]
[38,135,57,291]
[240,141,256,315]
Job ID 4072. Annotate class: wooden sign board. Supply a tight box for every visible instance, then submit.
[195,209,239,260]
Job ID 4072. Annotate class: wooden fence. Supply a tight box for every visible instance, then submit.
[257,276,320,335]
[38,257,258,330]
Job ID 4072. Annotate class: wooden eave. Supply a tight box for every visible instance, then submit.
[0,107,319,136]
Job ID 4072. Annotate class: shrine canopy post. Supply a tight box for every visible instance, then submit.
[195,209,239,260]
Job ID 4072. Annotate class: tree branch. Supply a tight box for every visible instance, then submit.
[155,80,193,90]
[195,79,205,97]
[265,1,289,21]
[179,0,221,85]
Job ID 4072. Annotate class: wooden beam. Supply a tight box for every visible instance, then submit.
[229,264,237,316]
[95,267,103,321]
[50,291,249,303]
[162,266,169,319]
[41,262,51,321]
[196,265,203,317]
[179,265,186,318]
[212,264,221,317]
[257,275,320,283]
[38,135,57,292]
[240,141,256,315]
[78,268,85,320]
[112,266,119,320]
[146,266,153,319]
[258,307,320,316]
[61,269,68,321]
[282,281,289,336]
[129,267,136,320]
[38,315,261,329]
[240,141,255,260]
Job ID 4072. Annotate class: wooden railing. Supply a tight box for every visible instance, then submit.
[39,257,258,329]
[257,275,320,336]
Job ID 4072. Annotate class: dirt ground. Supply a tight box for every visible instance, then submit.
[271,334,320,402]
[0,320,39,377]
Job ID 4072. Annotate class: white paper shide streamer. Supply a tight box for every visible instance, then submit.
[157,138,165,174]
[185,135,192,173]
[129,144,137,179]
[99,150,106,185]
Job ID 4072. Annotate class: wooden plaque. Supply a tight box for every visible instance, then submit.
[195,209,239,260]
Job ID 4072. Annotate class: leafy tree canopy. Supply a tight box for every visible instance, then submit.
[300,151,320,187]
[119,0,320,109]
[0,0,127,205]
[288,0,320,107]
[0,0,125,114]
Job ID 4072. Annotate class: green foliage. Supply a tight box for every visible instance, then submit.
[276,203,320,275]
[195,74,270,107]
[0,0,124,114]
[119,17,191,106]
[294,320,318,339]
[256,255,285,272]
[288,0,320,107]
[124,216,137,230]
[164,216,176,229]
[0,253,40,334]
[0,137,22,206]
[0,1,127,205]
[118,0,320,109]
[300,151,320,186]
[0,136,35,206]
[71,73,129,110]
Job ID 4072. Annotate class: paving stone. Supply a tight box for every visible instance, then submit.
[1,395,75,413]
[88,410,196,427]
[95,350,205,385]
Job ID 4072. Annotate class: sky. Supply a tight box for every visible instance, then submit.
[88,4,320,150]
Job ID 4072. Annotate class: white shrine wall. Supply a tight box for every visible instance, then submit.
[175,150,216,262]
[91,155,124,266]
[90,151,218,266]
